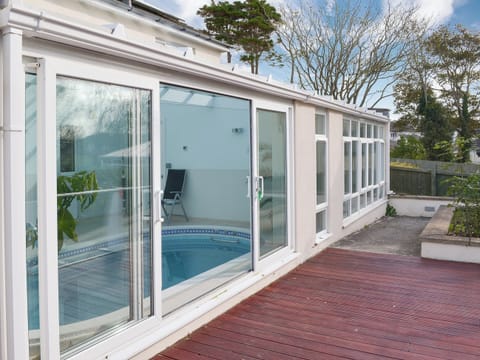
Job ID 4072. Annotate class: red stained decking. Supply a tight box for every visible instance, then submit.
[153,248,480,360]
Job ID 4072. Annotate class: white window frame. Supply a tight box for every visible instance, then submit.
[343,117,386,223]
[315,111,328,241]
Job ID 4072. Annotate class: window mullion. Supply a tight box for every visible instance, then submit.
[37,58,61,359]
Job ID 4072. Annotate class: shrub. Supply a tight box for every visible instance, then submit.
[390,135,427,160]
[446,173,480,242]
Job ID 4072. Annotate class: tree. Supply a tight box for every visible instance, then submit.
[390,135,427,160]
[417,89,453,161]
[395,25,480,162]
[275,0,426,107]
[426,25,480,161]
[198,0,281,74]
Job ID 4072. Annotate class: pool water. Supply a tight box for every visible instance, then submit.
[27,229,250,330]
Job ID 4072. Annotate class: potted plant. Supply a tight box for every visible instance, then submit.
[26,171,99,251]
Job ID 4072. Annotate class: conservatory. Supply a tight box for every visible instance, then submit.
[0,1,389,359]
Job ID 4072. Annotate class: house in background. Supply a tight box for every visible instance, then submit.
[0,1,390,359]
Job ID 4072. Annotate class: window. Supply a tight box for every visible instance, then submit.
[315,112,328,239]
[343,117,386,220]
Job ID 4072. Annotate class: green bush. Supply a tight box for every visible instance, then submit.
[391,135,427,160]
[446,173,480,242]
[385,203,397,217]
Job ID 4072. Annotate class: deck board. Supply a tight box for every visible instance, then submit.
[152,248,480,360]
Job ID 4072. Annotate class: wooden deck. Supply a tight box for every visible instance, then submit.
[153,248,480,359]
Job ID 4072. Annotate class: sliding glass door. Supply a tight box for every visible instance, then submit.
[55,77,152,351]
[256,109,288,257]
[160,84,252,314]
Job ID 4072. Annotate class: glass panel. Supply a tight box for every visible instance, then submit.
[367,124,373,138]
[368,143,373,186]
[367,190,373,205]
[316,141,326,205]
[257,109,288,257]
[352,141,358,193]
[315,113,326,135]
[59,125,76,173]
[56,77,152,352]
[316,211,326,234]
[360,123,366,138]
[344,142,351,194]
[360,193,366,209]
[343,119,350,137]
[380,142,385,182]
[374,125,379,138]
[375,141,382,184]
[351,120,358,137]
[362,143,367,188]
[351,196,359,214]
[379,126,384,139]
[25,73,40,359]
[374,187,378,201]
[343,200,350,219]
[160,85,252,314]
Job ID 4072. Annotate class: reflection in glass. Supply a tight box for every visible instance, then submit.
[343,119,350,136]
[352,141,358,193]
[362,143,367,188]
[352,196,359,214]
[25,73,40,359]
[56,77,152,352]
[351,120,358,137]
[360,123,366,138]
[315,114,326,135]
[344,142,351,194]
[257,109,288,257]
[360,193,366,209]
[160,84,252,314]
[368,143,373,186]
[343,200,350,219]
[316,211,326,234]
[316,142,326,205]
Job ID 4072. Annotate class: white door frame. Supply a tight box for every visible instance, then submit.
[22,53,163,360]
[251,100,295,272]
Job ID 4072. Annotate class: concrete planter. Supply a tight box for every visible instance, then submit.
[420,205,480,263]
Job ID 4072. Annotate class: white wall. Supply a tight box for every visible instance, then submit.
[389,195,452,217]
[161,95,251,222]
[293,102,316,260]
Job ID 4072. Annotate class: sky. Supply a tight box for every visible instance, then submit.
[148,0,480,30]
[146,0,480,114]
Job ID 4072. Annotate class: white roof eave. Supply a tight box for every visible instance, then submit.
[3,4,388,124]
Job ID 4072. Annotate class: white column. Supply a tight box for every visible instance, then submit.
[1,26,29,360]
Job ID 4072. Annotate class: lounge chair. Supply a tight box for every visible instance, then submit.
[162,169,189,223]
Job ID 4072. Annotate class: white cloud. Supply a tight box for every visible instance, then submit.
[171,0,211,28]
[386,0,461,25]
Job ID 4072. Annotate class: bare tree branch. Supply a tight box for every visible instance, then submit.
[276,0,426,107]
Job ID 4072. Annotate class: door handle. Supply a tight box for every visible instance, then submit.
[155,190,164,223]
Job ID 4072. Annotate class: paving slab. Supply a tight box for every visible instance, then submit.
[331,216,430,256]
